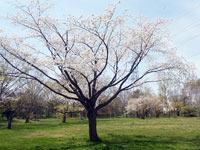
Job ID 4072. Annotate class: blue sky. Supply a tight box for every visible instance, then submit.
[0,0,200,77]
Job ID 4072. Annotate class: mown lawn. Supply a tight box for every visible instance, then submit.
[0,117,200,150]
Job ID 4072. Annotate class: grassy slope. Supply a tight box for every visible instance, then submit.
[0,117,200,150]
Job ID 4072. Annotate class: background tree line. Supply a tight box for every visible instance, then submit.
[1,62,200,130]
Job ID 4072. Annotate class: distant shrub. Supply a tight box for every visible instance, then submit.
[182,106,196,117]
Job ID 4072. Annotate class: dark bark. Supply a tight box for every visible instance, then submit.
[25,116,30,123]
[4,110,15,129]
[141,110,145,119]
[87,111,100,142]
[69,112,74,118]
[177,110,180,116]
[136,111,140,118]
[71,112,74,118]
[155,111,160,118]
[7,115,13,129]
[62,113,66,123]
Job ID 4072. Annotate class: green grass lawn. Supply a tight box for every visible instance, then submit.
[0,117,200,150]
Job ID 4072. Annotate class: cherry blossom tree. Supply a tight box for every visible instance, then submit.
[0,97,18,129]
[0,0,186,141]
[55,100,84,123]
[55,100,69,123]
[126,96,163,118]
[0,56,28,129]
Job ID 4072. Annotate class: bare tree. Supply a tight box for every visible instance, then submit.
[0,1,186,141]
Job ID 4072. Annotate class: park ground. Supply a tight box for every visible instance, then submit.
[0,117,200,150]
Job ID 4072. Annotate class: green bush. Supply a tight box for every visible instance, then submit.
[182,106,197,117]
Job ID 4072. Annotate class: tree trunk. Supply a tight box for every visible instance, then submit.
[141,110,145,119]
[136,111,140,118]
[80,111,83,120]
[156,111,160,118]
[25,115,30,123]
[69,112,72,118]
[72,112,74,118]
[7,116,13,129]
[177,110,180,116]
[62,113,66,123]
[168,110,171,117]
[87,111,100,142]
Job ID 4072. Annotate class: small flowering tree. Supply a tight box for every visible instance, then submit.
[0,57,27,128]
[0,0,185,141]
[55,100,84,123]
[55,100,69,123]
[0,97,18,129]
[126,96,163,118]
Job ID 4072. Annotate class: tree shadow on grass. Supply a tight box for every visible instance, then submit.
[0,119,89,130]
[54,134,200,150]
[0,121,57,130]
[0,118,115,131]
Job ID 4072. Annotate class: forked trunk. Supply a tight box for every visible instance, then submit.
[87,111,100,142]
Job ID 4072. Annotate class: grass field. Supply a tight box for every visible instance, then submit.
[0,117,200,150]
